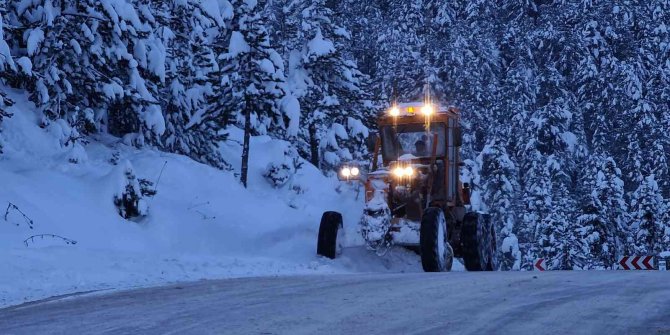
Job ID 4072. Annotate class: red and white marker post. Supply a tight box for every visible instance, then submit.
[617,256,655,270]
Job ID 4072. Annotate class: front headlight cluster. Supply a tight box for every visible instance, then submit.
[392,166,414,178]
[387,103,434,117]
[340,166,360,178]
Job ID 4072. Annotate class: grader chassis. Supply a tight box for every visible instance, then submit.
[317,102,497,272]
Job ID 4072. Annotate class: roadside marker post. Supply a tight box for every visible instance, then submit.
[534,259,547,271]
[617,256,655,270]
[659,258,667,271]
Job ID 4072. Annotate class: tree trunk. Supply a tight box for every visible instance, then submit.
[241,99,251,188]
[309,123,319,168]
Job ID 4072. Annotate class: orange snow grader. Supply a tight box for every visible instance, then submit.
[317,102,497,272]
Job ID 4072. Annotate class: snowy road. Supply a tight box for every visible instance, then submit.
[1,271,669,335]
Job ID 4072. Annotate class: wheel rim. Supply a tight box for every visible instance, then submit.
[445,243,453,271]
[336,224,345,256]
[437,214,446,269]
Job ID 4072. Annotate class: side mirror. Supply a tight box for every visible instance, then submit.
[366,134,378,154]
[453,127,463,147]
[462,182,471,205]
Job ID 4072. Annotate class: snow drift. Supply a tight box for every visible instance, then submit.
[0,89,424,308]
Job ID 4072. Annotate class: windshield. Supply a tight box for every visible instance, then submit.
[381,123,447,160]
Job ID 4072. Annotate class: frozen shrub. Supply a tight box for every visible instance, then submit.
[264,161,294,188]
[109,151,120,165]
[113,161,148,220]
[67,142,88,164]
[264,146,303,188]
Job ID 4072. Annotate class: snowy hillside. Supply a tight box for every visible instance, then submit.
[2,0,670,309]
[0,90,424,308]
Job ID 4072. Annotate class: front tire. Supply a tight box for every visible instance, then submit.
[317,211,344,259]
[461,212,495,271]
[420,207,454,272]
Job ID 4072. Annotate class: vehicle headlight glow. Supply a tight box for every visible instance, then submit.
[389,106,400,117]
[392,166,415,178]
[351,167,360,176]
[341,167,351,177]
[421,104,434,116]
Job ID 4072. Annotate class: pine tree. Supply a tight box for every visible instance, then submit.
[630,175,666,255]
[333,0,383,78]
[478,138,520,270]
[7,0,167,146]
[533,161,587,270]
[374,0,428,101]
[223,0,285,187]
[518,156,551,269]
[158,0,231,169]
[0,11,14,155]
[287,0,367,172]
[577,156,630,268]
[434,0,501,154]
[640,1,670,197]
[663,199,670,253]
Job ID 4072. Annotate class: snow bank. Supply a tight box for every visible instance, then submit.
[0,89,426,307]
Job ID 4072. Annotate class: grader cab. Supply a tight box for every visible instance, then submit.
[317,102,497,272]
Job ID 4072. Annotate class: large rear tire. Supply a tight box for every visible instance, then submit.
[420,207,454,272]
[461,212,495,271]
[317,211,344,259]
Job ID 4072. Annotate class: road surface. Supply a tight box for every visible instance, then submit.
[1,271,669,334]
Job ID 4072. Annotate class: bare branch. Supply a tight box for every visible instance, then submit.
[4,202,34,229]
[23,234,77,247]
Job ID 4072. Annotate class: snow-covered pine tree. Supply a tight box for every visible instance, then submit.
[0,11,15,155]
[630,175,667,255]
[532,152,587,270]
[519,94,586,269]
[287,0,368,172]
[222,0,285,187]
[478,138,520,270]
[536,189,588,270]
[374,0,428,101]
[7,0,166,146]
[8,0,87,139]
[433,0,501,153]
[621,72,668,197]
[157,0,232,170]
[332,0,383,78]
[98,0,165,146]
[577,155,630,269]
[640,0,670,198]
[663,199,670,253]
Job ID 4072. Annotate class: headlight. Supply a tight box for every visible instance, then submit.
[389,106,400,117]
[392,166,415,178]
[341,167,351,177]
[421,104,434,116]
[351,167,360,176]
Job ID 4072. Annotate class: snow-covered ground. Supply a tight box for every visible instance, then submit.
[0,89,432,308]
[1,271,669,335]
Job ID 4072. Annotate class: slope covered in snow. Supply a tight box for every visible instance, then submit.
[0,89,426,308]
